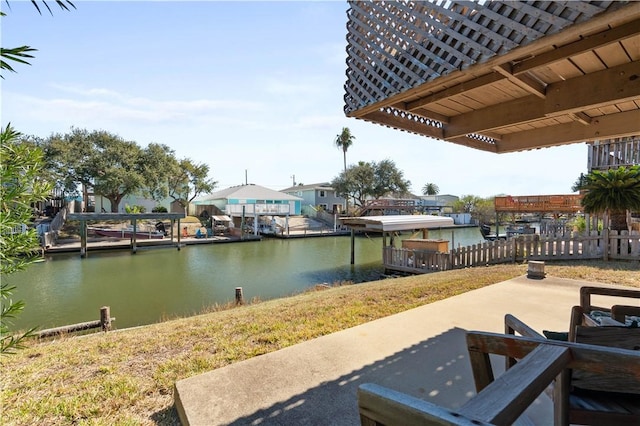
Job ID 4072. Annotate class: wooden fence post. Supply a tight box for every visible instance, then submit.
[100,306,111,332]
[235,287,244,305]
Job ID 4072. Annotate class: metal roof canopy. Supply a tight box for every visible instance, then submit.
[343,1,640,153]
[341,215,454,232]
[341,215,455,265]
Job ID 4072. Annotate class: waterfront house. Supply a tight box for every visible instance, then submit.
[281,183,345,215]
[193,184,303,235]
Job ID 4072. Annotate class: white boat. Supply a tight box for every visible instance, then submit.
[89,227,165,240]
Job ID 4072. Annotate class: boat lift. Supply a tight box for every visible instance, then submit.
[67,213,186,257]
[339,215,455,265]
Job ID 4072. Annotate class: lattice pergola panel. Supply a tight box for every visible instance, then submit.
[343,0,640,153]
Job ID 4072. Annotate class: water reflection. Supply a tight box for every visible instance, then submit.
[11,227,484,330]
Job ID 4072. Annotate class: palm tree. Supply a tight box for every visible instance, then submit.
[334,127,355,174]
[580,165,640,231]
[422,183,439,196]
[334,127,355,213]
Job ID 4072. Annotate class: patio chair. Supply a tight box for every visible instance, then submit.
[357,332,640,426]
[505,308,640,425]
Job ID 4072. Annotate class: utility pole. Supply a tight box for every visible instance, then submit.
[291,174,296,186]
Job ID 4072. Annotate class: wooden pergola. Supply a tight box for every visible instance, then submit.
[343,1,640,153]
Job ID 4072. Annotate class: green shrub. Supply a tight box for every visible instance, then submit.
[125,204,146,214]
[152,206,168,213]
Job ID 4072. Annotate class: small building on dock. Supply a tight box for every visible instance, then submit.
[340,215,454,271]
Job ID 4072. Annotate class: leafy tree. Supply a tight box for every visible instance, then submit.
[1,125,52,354]
[89,132,146,212]
[580,166,640,231]
[334,127,355,213]
[571,173,588,193]
[332,161,374,208]
[422,183,440,196]
[474,197,498,225]
[1,1,75,77]
[43,129,146,212]
[168,159,217,216]
[139,143,178,202]
[451,195,497,224]
[451,195,481,214]
[371,159,410,199]
[331,159,410,208]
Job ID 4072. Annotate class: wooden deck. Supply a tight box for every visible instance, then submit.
[494,195,583,214]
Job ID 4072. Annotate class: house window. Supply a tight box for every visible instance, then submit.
[319,204,328,210]
[319,190,326,197]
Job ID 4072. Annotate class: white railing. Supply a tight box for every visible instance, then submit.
[226,204,291,215]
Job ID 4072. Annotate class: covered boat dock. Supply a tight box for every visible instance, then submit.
[67,213,186,257]
[340,215,454,265]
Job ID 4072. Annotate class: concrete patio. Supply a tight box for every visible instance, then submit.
[174,275,636,425]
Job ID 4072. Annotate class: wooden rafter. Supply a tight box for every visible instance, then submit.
[344,1,640,153]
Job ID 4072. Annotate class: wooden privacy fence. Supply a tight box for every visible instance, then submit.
[384,231,640,274]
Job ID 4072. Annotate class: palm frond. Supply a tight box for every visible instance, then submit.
[29,0,75,15]
[0,46,37,77]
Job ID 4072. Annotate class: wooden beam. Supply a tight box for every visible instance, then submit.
[545,60,640,115]
[444,61,640,139]
[496,109,640,152]
[444,95,545,139]
[362,110,498,153]
[445,135,499,153]
[493,64,546,98]
[569,112,593,126]
[405,72,506,111]
[362,110,444,140]
[412,107,451,124]
[512,19,640,75]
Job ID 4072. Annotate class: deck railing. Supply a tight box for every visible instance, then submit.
[383,231,640,274]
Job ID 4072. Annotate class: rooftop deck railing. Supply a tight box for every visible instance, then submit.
[494,195,583,213]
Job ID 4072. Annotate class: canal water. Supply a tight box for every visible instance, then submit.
[10,227,484,331]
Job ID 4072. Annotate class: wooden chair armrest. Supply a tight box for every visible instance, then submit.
[611,305,640,324]
[358,383,493,426]
[580,286,640,313]
[359,343,570,426]
[504,314,545,339]
[504,314,546,369]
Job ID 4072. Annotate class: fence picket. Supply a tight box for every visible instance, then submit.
[382,231,638,275]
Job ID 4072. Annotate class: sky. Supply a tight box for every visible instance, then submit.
[2,0,590,198]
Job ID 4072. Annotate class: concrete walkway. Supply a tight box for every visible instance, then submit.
[174,276,635,426]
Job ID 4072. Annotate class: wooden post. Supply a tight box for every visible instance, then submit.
[100,306,111,331]
[80,220,87,258]
[350,228,355,265]
[176,218,181,250]
[131,218,137,254]
[235,287,244,305]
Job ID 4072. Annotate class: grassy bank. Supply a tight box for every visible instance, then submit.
[1,261,639,425]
